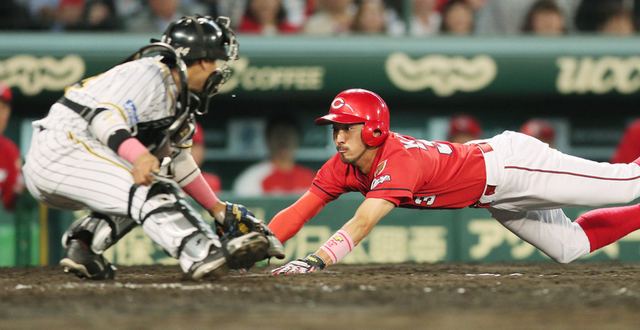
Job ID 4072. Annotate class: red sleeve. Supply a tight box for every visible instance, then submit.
[611,119,640,164]
[268,191,327,243]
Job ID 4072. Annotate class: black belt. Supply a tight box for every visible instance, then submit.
[57,96,94,120]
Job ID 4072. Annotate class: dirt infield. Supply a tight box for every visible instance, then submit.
[1,262,640,330]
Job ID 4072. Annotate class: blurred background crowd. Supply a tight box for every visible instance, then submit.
[0,0,639,36]
[2,0,640,203]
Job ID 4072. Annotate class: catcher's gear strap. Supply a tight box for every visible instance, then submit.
[57,96,103,123]
[182,173,219,211]
[319,230,354,264]
[268,191,327,243]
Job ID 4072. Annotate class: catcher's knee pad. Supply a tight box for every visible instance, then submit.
[62,212,137,254]
[129,180,221,272]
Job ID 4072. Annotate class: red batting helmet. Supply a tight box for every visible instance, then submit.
[0,81,12,104]
[520,119,555,142]
[315,89,390,147]
[448,114,482,140]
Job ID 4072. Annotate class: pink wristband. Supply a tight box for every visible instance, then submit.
[320,230,355,264]
[117,138,148,164]
[182,174,219,211]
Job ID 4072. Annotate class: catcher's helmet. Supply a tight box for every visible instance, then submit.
[315,89,390,147]
[160,15,236,65]
[158,15,239,114]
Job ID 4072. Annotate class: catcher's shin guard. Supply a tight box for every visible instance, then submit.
[62,212,137,254]
[130,180,236,279]
[60,212,135,280]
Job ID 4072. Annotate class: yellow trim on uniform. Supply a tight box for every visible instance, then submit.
[65,74,102,93]
[67,131,132,173]
[97,102,128,122]
[179,144,193,149]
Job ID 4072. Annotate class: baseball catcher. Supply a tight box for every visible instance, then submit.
[23,15,283,280]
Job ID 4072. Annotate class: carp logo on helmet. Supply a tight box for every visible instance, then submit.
[331,98,355,114]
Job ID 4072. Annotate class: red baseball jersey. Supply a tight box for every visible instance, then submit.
[0,135,22,210]
[309,132,487,209]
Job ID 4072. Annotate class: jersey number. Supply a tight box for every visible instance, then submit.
[415,195,436,206]
[401,138,453,155]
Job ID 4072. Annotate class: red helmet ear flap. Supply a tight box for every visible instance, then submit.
[362,120,388,147]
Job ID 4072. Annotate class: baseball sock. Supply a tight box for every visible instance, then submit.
[575,204,640,252]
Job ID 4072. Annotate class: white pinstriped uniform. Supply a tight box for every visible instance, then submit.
[23,57,197,222]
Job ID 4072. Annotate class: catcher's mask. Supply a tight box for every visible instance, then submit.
[157,15,239,116]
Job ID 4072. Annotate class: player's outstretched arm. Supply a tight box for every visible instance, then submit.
[272,198,394,275]
[268,191,327,243]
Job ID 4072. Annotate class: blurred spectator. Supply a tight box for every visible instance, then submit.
[126,0,194,33]
[114,0,145,24]
[207,0,247,28]
[26,0,61,29]
[0,0,39,30]
[238,0,300,35]
[0,81,24,211]
[233,114,316,197]
[191,123,223,193]
[610,119,640,164]
[303,0,356,35]
[600,9,635,35]
[575,0,637,34]
[409,0,442,36]
[56,0,122,31]
[440,0,475,35]
[475,0,580,35]
[522,0,566,35]
[351,0,388,35]
[447,114,482,143]
[288,0,318,28]
[211,0,314,29]
[436,0,487,12]
[520,119,556,148]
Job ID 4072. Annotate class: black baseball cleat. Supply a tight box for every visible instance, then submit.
[189,244,229,281]
[223,232,270,270]
[60,239,116,280]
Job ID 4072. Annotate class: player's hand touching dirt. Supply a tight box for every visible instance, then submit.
[132,151,160,185]
[272,253,326,275]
